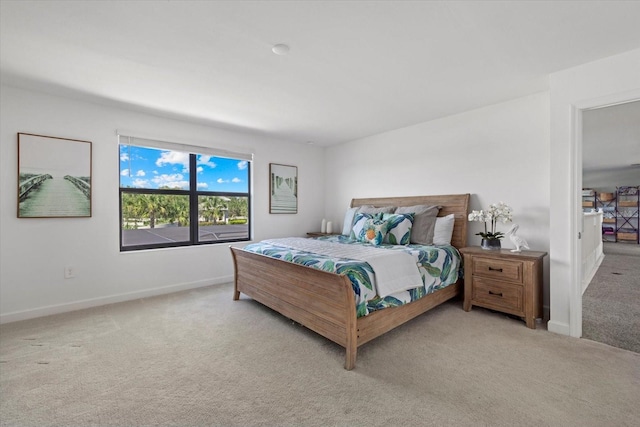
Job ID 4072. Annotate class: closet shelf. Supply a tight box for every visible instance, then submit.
[582,185,639,244]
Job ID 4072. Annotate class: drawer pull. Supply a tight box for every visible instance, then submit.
[488,267,503,272]
[488,290,503,297]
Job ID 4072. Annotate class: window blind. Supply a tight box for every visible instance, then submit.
[117,131,253,162]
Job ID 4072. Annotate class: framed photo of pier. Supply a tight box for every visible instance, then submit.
[18,133,92,218]
[269,163,297,214]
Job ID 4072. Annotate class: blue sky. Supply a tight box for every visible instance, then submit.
[119,145,248,192]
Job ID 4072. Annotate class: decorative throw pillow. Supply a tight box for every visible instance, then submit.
[433,214,455,245]
[395,205,441,245]
[342,207,360,236]
[381,213,414,245]
[358,217,389,246]
[350,213,377,240]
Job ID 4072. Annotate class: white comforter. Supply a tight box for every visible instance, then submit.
[262,237,423,298]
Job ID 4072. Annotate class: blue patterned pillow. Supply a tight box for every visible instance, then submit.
[350,213,376,240]
[358,217,389,246]
[382,213,414,245]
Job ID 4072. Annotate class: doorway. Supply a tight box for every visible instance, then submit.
[580,100,640,352]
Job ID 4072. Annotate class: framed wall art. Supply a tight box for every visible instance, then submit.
[269,163,297,214]
[18,133,92,218]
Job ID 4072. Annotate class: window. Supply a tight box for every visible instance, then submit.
[119,136,251,251]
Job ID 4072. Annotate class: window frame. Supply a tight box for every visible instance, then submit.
[119,145,251,252]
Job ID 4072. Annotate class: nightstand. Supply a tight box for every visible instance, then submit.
[306,232,339,237]
[460,247,547,329]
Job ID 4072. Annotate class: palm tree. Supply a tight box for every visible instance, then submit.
[121,193,137,229]
[228,197,248,219]
[136,194,165,228]
[164,195,189,226]
[201,196,225,224]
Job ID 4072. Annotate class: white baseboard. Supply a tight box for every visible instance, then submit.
[0,276,233,324]
[547,319,571,336]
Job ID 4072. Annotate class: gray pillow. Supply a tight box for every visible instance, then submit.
[394,205,441,245]
[357,205,395,215]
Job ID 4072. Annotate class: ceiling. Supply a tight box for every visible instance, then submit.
[1,1,640,147]
[583,101,640,175]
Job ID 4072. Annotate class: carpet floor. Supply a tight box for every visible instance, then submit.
[582,242,640,353]
[1,283,639,427]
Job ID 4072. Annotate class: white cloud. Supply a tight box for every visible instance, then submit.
[217,178,228,184]
[136,170,146,177]
[120,169,129,176]
[237,160,248,170]
[232,177,242,183]
[132,178,150,187]
[156,151,189,169]
[152,173,188,189]
[198,155,217,168]
[120,153,129,162]
[197,182,208,189]
[197,166,204,173]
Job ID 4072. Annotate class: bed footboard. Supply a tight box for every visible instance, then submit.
[230,246,358,369]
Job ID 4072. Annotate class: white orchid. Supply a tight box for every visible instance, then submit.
[468,202,513,240]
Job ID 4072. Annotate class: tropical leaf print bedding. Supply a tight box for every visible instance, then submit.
[242,235,461,317]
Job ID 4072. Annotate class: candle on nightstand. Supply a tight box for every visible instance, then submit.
[321,219,327,233]
[326,221,333,234]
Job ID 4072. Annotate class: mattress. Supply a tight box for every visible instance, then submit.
[242,235,461,317]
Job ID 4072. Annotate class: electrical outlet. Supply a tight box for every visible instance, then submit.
[64,266,75,279]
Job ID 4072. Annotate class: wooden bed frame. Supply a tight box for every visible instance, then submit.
[231,194,470,370]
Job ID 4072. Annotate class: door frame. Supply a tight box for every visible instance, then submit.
[571,93,640,338]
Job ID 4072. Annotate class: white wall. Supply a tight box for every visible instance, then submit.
[0,85,325,323]
[549,48,640,337]
[325,92,551,309]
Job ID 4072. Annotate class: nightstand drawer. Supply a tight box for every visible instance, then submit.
[473,257,523,283]
[472,277,523,313]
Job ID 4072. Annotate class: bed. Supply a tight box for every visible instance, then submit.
[230,194,470,369]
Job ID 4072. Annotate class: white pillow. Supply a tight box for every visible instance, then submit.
[342,207,360,235]
[433,214,455,245]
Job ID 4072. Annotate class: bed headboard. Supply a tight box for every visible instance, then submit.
[350,194,470,250]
